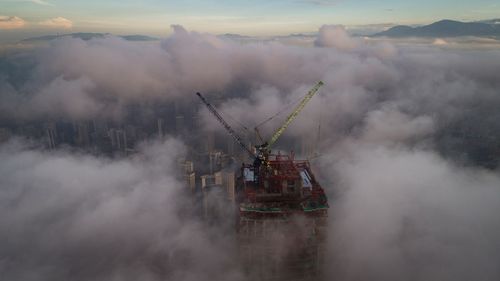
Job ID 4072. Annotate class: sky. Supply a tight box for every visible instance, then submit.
[1,0,499,41]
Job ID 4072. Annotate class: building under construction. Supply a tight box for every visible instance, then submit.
[197,81,329,281]
[237,152,328,281]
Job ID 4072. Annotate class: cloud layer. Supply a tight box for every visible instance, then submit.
[0,138,242,281]
[320,141,500,281]
[1,24,500,281]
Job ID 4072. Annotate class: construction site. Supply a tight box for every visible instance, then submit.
[197,81,330,281]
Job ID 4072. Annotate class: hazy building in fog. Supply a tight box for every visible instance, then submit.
[45,122,57,150]
[179,159,196,193]
[209,151,222,174]
[200,172,235,221]
[0,128,11,143]
[205,130,215,153]
[157,118,164,138]
[109,128,128,153]
[55,121,75,145]
[185,172,196,193]
[175,115,184,135]
[74,122,92,147]
[214,170,236,203]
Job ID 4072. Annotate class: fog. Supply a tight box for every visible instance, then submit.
[1,24,500,280]
[0,139,243,281]
[321,140,500,280]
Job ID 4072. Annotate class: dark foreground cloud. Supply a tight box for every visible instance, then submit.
[1,24,500,281]
[0,139,242,281]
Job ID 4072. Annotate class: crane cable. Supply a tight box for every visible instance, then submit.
[218,108,251,133]
[254,87,314,131]
[267,81,324,148]
[196,92,256,159]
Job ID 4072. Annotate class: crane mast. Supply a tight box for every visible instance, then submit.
[196,92,256,160]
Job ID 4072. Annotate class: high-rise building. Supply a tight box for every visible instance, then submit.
[185,172,196,193]
[201,172,236,221]
[236,153,328,281]
[74,121,91,147]
[209,151,221,173]
[109,128,127,153]
[200,174,216,190]
[214,171,236,203]
[55,121,75,145]
[45,122,57,150]
[178,160,196,193]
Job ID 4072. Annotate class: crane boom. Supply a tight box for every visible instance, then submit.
[196,92,256,160]
[266,81,324,148]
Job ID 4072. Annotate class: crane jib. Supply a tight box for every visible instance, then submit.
[266,81,324,148]
[196,92,257,160]
[196,80,323,163]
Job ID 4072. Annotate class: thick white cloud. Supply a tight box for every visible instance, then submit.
[39,17,73,29]
[314,25,361,50]
[0,16,26,30]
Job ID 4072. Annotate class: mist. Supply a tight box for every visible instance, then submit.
[0,138,243,281]
[1,24,500,280]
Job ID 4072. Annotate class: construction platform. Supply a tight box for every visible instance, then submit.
[236,152,329,281]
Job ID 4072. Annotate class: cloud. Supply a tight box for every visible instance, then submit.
[433,38,448,45]
[321,142,500,281]
[0,16,26,30]
[1,25,500,280]
[314,24,362,50]
[39,17,73,29]
[29,76,104,119]
[0,138,243,281]
[361,105,434,144]
[31,0,53,5]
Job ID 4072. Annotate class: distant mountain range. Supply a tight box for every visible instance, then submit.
[21,33,158,42]
[374,19,500,38]
[217,33,251,39]
[19,20,500,43]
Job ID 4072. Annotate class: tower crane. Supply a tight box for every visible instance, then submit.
[255,81,324,159]
[196,81,324,167]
